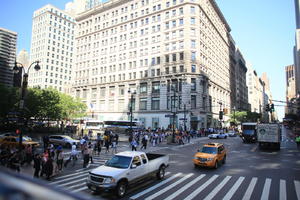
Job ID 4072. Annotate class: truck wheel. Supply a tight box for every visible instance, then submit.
[214,160,218,169]
[116,181,127,198]
[157,166,166,180]
[222,156,226,164]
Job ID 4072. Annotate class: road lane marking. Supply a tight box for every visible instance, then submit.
[58,177,87,187]
[280,179,286,200]
[242,177,258,200]
[53,169,90,180]
[129,172,179,200]
[145,173,194,200]
[203,176,232,200]
[72,186,88,193]
[295,180,300,200]
[50,173,88,184]
[183,175,219,200]
[164,174,206,200]
[223,177,245,200]
[66,182,86,189]
[251,146,258,152]
[261,178,271,200]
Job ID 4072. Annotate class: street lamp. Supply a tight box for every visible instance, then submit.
[170,83,178,143]
[13,61,41,150]
[128,89,136,136]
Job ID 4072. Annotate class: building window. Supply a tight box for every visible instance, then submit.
[191,64,196,72]
[166,67,169,74]
[180,65,184,72]
[190,17,195,25]
[191,95,196,109]
[165,55,170,62]
[119,86,125,96]
[172,53,176,62]
[190,6,195,14]
[191,78,196,91]
[100,87,105,97]
[151,98,160,110]
[191,52,196,61]
[139,98,147,110]
[140,83,147,93]
[191,40,196,48]
[152,82,160,93]
[180,52,184,60]
[179,18,184,25]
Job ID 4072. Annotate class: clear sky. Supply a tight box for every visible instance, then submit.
[0,0,295,120]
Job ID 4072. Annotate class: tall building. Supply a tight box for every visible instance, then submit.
[234,48,249,111]
[29,4,75,92]
[17,49,29,68]
[294,0,300,95]
[246,65,265,115]
[73,0,232,129]
[285,65,297,114]
[0,27,17,87]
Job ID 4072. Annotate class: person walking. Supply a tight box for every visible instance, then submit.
[104,134,110,153]
[95,140,102,156]
[33,153,41,178]
[131,139,138,151]
[88,142,94,164]
[56,146,64,171]
[140,135,148,150]
[82,146,89,168]
[44,157,53,180]
[111,134,118,154]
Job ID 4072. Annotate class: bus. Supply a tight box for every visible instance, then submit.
[85,120,143,136]
[241,122,257,143]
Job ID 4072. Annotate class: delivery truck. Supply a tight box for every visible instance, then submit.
[257,123,281,150]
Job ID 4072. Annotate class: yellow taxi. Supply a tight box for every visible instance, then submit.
[192,143,226,169]
[0,136,39,148]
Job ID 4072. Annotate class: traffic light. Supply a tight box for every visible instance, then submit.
[270,104,274,112]
[15,129,20,135]
[219,111,223,120]
[265,104,270,112]
[13,69,22,87]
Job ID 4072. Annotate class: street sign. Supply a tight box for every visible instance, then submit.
[179,118,187,121]
[165,114,173,118]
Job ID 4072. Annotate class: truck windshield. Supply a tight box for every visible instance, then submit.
[201,147,217,154]
[105,155,132,169]
[243,130,255,135]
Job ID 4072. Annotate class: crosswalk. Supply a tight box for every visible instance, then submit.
[129,173,299,200]
[49,162,300,200]
[49,154,113,193]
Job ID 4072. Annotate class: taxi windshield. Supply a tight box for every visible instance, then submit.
[201,146,217,154]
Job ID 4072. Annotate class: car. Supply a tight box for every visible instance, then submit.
[208,133,227,139]
[0,132,17,138]
[192,143,227,169]
[0,136,39,148]
[227,130,237,137]
[48,135,80,148]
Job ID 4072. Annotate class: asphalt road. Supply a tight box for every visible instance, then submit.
[47,127,300,200]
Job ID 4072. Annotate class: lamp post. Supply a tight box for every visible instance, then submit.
[13,61,41,151]
[171,84,178,143]
[233,106,236,128]
[128,89,136,136]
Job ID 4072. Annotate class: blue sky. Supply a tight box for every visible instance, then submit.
[0,0,295,120]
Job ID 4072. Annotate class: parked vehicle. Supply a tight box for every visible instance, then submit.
[86,151,169,197]
[192,143,227,169]
[257,123,281,150]
[241,122,257,143]
[208,133,227,139]
[48,135,80,148]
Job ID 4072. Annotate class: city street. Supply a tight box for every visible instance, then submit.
[45,126,300,200]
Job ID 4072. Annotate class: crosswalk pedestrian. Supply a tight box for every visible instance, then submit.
[48,164,300,200]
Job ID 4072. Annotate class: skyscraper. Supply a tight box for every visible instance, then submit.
[73,0,232,129]
[294,0,300,95]
[0,27,17,87]
[29,4,75,92]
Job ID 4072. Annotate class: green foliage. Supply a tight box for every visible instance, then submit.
[0,84,19,119]
[0,85,86,121]
[228,110,261,125]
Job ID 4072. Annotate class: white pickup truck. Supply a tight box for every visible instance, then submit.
[86,151,169,197]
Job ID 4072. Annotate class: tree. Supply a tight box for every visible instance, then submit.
[58,93,86,120]
[228,111,247,125]
[0,84,19,119]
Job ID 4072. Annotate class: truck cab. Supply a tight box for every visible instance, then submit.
[86,151,169,197]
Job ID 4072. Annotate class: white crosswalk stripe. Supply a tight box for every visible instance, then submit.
[280,179,287,200]
[145,173,194,200]
[242,177,258,200]
[203,176,232,200]
[223,177,245,200]
[261,178,271,200]
[295,180,300,200]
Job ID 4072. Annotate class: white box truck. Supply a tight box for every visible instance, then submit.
[257,123,281,150]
